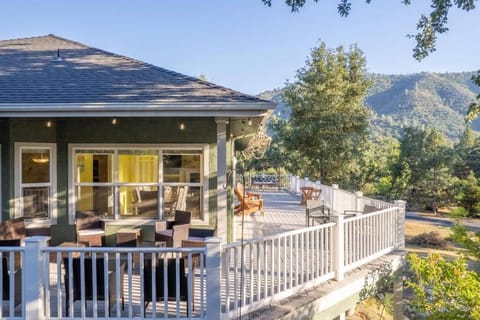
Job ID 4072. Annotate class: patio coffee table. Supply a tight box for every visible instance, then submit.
[116,228,142,247]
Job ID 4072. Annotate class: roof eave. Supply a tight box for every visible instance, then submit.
[0,101,276,117]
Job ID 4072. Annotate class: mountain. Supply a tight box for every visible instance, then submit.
[259,72,480,142]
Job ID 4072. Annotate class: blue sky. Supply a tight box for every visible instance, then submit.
[1,0,479,94]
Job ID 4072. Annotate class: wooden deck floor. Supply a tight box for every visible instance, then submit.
[233,191,305,241]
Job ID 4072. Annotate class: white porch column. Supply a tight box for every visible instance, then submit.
[24,236,50,320]
[205,237,222,320]
[295,176,300,194]
[216,118,228,243]
[355,191,363,214]
[332,184,339,213]
[331,214,345,281]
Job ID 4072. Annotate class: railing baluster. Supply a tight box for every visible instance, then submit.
[140,252,145,319]
[234,246,238,311]
[92,252,98,318]
[256,242,261,301]
[0,252,3,319]
[127,251,133,319]
[103,252,109,317]
[249,243,254,304]
[263,240,267,299]
[44,251,50,318]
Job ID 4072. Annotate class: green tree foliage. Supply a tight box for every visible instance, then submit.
[406,253,480,319]
[394,127,456,211]
[466,71,480,122]
[454,172,480,216]
[280,41,372,185]
[452,224,480,263]
[354,136,400,199]
[454,125,477,178]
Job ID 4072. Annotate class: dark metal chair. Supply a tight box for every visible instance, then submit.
[155,210,192,247]
[63,256,125,316]
[305,200,331,226]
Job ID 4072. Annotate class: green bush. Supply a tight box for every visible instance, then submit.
[450,207,469,218]
[409,231,448,249]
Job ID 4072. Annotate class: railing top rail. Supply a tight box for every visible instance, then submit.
[43,246,206,254]
[224,222,335,250]
[343,206,399,222]
[0,246,24,252]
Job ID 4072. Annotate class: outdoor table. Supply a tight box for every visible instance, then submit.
[116,228,142,247]
[300,186,314,205]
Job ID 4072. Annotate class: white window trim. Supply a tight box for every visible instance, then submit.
[14,142,57,225]
[68,144,209,225]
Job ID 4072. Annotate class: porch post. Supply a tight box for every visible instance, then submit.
[216,118,228,243]
[355,191,363,214]
[331,214,345,281]
[332,184,339,213]
[205,237,222,320]
[295,176,300,194]
[394,200,406,249]
[23,236,50,320]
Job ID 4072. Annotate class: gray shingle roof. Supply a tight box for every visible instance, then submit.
[0,34,272,106]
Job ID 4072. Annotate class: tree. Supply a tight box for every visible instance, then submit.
[262,0,480,122]
[280,41,372,186]
[406,253,480,319]
[394,127,455,212]
[354,136,400,199]
[261,0,477,61]
[454,172,480,216]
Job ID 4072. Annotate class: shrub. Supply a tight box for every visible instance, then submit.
[408,231,448,249]
[450,207,469,218]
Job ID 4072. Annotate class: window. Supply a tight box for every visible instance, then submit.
[69,145,208,222]
[15,143,57,222]
[163,150,203,219]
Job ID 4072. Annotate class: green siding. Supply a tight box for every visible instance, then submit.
[2,117,224,244]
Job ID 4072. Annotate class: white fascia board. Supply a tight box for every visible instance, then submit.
[0,101,276,117]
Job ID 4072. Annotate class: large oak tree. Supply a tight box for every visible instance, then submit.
[280,41,371,185]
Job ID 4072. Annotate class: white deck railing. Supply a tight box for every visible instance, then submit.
[0,247,24,319]
[221,223,335,319]
[0,181,404,319]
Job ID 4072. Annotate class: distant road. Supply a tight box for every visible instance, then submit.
[406,211,480,233]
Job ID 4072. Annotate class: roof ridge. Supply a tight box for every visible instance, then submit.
[0,34,55,44]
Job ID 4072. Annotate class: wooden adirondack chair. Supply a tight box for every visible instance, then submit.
[234,183,264,215]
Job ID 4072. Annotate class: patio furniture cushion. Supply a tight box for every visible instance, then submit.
[77,229,104,236]
[0,217,25,241]
[155,224,190,248]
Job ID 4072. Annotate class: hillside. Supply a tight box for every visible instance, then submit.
[259,72,480,141]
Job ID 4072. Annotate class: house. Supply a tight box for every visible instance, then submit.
[0,34,275,245]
